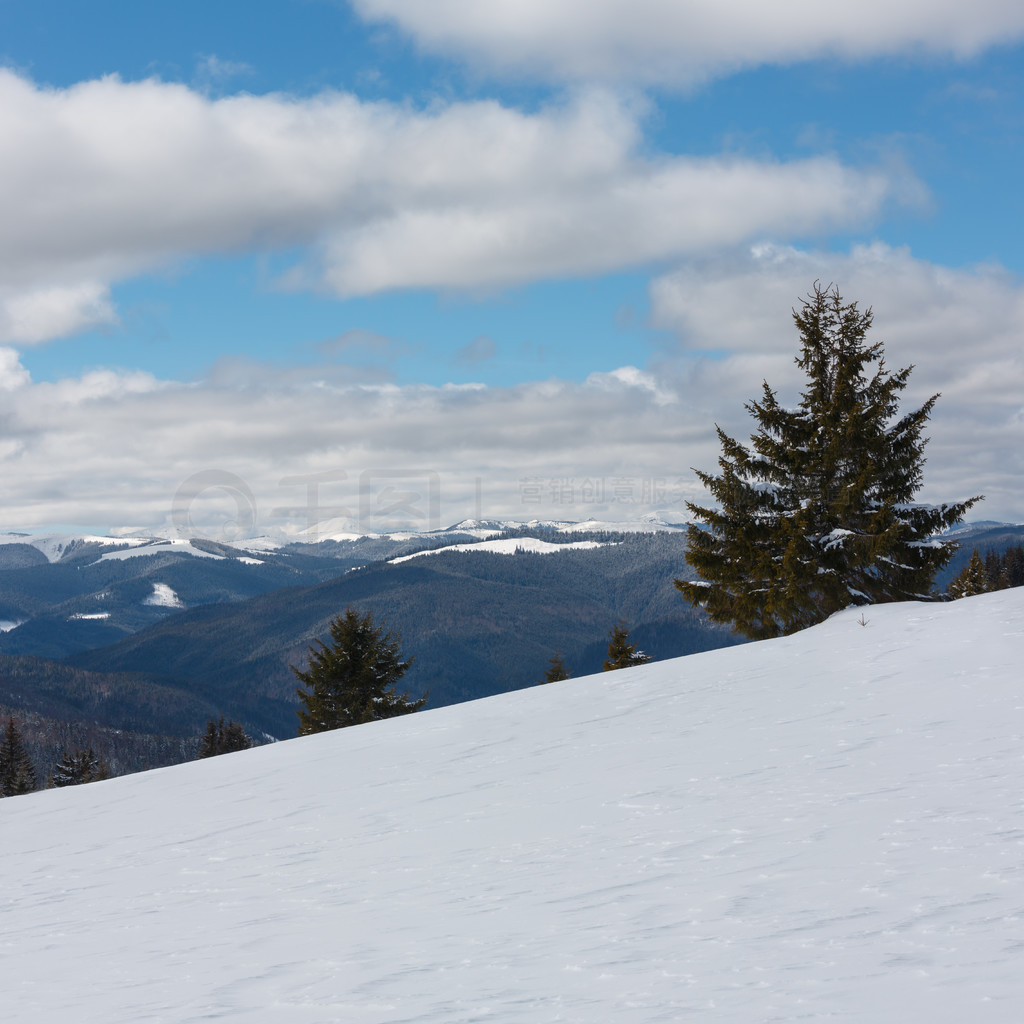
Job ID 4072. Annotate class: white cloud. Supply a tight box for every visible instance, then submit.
[317,154,893,294]
[193,54,255,90]
[0,282,117,345]
[0,347,31,391]
[584,365,676,406]
[0,360,703,532]
[351,0,1024,86]
[0,70,901,340]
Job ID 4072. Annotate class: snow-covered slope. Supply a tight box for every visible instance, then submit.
[3,591,1023,1022]
[0,531,154,563]
[390,537,610,562]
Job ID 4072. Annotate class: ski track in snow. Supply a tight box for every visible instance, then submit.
[2,591,1023,1022]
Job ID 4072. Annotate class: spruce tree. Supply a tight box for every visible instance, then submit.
[197,717,253,758]
[0,715,38,796]
[295,606,426,735]
[948,548,991,599]
[982,543,1024,590]
[50,747,109,787]
[602,622,651,671]
[677,283,981,639]
[539,652,571,684]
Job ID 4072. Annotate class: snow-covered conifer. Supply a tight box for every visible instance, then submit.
[948,548,990,599]
[50,747,109,787]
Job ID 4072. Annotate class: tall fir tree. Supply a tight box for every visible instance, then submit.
[295,606,426,735]
[602,622,651,671]
[0,715,38,797]
[677,283,981,639]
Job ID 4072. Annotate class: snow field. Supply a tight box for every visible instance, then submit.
[2,590,1023,1022]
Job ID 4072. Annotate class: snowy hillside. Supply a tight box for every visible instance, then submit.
[3,591,1023,1022]
[390,536,610,562]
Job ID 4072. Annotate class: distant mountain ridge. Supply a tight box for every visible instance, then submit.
[64,531,736,738]
[0,517,1019,772]
[0,514,693,662]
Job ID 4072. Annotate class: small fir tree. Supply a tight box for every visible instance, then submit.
[197,717,253,758]
[295,606,426,735]
[50,747,109,787]
[1001,545,1024,587]
[538,652,571,684]
[948,548,990,599]
[677,283,981,639]
[602,622,651,671]
[982,543,1023,590]
[0,715,38,796]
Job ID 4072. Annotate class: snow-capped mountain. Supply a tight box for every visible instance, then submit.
[0,513,1006,568]
[0,511,690,565]
[2,589,1022,1022]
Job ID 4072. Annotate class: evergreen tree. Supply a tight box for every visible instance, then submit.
[602,622,651,671]
[0,715,38,796]
[295,606,426,735]
[538,652,571,684]
[677,283,981,639]
[50,747,109,787]
[980,543,1024,590]
[1004,545,1024,587]
[948,548,990,600]
[197,717,253,758]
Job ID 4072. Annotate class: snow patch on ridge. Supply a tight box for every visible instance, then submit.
[4,532,152,564]
[144,583,184,608]
[390,537,610,563]
[98,539,225,562]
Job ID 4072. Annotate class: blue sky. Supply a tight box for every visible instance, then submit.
[0,0,1022,533]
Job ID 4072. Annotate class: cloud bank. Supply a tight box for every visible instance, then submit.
[351,0,1024,86]
[0,70,897,342]
[0,245,1019,531]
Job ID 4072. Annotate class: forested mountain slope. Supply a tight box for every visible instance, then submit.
[68,533,737,737]
[0,655,225,777]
